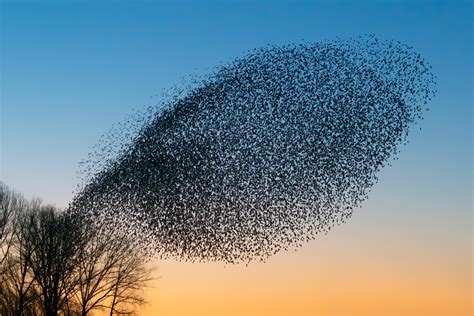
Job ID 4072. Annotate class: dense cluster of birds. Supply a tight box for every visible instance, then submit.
[69,35,436,263]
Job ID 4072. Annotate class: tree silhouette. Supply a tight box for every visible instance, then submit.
[24,206,81,316]
[73,220,154,316]
[0,183,155,315]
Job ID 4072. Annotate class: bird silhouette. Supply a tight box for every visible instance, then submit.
[68,35,436,264]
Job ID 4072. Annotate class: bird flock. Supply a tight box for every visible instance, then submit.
[69,35,436,263]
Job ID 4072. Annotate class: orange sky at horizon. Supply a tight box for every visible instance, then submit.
[139,195,472,316]
[2,2,472,316]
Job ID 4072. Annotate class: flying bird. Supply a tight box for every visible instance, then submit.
[69,35,436,264]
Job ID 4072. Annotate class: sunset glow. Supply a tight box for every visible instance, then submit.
[1,1,471,316]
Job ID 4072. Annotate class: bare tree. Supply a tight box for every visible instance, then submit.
[1,183,156,316]
[0,183,18,314]
[73,225,122,315]
[24,206,82,316]
[0,182,24,266]
[108,248,153,316]
[0,184,39,315]
[71,219,155,316]
[1,209,40,315]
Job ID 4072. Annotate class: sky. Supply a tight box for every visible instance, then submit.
[1,1,472,315]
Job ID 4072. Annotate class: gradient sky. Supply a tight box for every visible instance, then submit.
[1,1,472,315]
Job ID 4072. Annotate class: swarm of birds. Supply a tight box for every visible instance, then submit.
[69,35,436,263]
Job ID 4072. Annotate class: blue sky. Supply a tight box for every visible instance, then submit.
[1,2,472,314]
[1,1,473,205]
[1,0,472,212]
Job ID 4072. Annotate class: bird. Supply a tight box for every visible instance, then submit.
[68,35,436,264]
